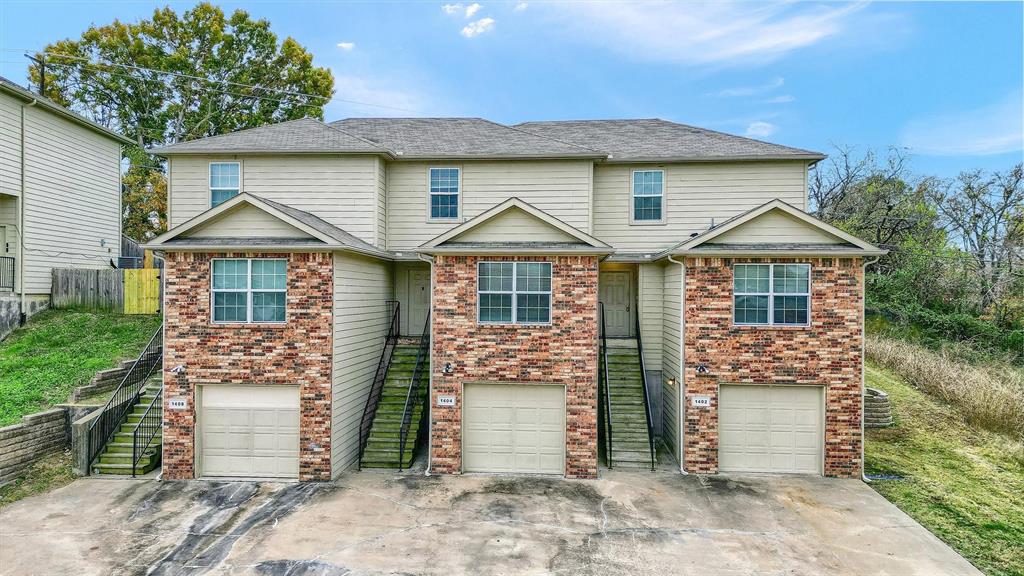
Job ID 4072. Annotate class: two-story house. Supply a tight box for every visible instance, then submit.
[142,117,883,482]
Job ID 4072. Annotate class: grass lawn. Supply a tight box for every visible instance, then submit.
[865,363,1024,576]
[0,309,162,427]
[0,451,75,508]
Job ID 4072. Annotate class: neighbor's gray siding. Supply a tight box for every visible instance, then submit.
[0,93,22,199]
[21,104,121,295]
[375,157,387,249]
[593,161,809,253]
[168,155,380,245]
[385,160,592,250]
[331,253,395,475]
[661,261,682,463]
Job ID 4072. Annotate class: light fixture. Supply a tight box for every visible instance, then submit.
[443,362,453,374]
[666,377,676,387]
[696,364,710,374]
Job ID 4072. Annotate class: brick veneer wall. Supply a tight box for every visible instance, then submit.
[682,257,863,478]
[162,252,333,481]
[430,255,599,479]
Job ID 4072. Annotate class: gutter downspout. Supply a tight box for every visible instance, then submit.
[18,99,36,321]
[667,254,686,474]
[861,256,880,483]
[417,253,435,476]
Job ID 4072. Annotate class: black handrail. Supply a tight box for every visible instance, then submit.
[598,302,613,468]
[398,311,430,471]
[634,312,657,471]
[357,300,400,469]
[86,325,163,469]
[0,256,14,291]
[131,387,163,477]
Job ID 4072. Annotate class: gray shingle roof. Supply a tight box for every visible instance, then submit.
[514,119,824,162]
[0,75,133,145]
[330,118,604,159]
[148,117,389,155]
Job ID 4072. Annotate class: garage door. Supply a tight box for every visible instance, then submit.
[463,384,565,474]
[719,385,823,475]
[200,385,299,479]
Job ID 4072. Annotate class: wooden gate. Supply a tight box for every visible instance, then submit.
[123,269,161,314]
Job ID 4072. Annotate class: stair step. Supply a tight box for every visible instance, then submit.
[92,461,160,475]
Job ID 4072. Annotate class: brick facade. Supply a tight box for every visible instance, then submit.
[162,251,333,481]
[430,255,599,479]
[682,257,863,478]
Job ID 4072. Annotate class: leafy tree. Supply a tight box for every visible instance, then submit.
[28,3,334,239]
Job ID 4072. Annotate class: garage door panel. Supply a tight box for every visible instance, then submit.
[464,384,565,475]
[200,386,299,479]
[719,385,823,475]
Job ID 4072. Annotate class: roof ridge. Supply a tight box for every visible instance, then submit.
[318,119,394,154]
[481,118,607,155]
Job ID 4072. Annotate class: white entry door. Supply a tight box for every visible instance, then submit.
[599,271,632,337]
[718,385,824,475]
[200,385,299,479]
[408,269,430,336]
[463,384,565,474]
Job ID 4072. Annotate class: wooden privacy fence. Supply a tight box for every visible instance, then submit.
[51,268,161,314]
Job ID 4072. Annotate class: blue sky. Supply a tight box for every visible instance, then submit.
[1,1,1021,176]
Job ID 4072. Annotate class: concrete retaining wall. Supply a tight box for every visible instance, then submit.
[0,293,19,342]
[0,409,69,484]
[70,359,134,402]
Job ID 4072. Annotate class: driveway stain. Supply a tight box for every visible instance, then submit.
[254,559,351,576]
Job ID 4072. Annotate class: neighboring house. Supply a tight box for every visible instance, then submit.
[143,116,883,482]
[0,76,130,332]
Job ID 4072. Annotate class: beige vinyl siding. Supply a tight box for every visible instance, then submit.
[386,160,592,250]
[454,208,578,243]
[661,262,682,462]
[184,203,314,238]
[168,155,380,245]
[593,161,809,253]
[638,262,664,371]
[331,253,395,475]
[0,93,22,198]
[375,157,387,249]
[712,209,844,244]
[21,105,121,295]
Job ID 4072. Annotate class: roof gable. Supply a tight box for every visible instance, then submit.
[182,203,314,240]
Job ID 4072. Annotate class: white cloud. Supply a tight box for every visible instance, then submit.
[901,91,1024,156]
[764,95,795,104]
[465,2,482,17]
[461,17,496,38]
[328,74,423,117]
[336,42,355,51]
[514,1,528,11]
[745,121,777,138]
[539,1,873,66]
[708,77,784,98]
[442,3,462,15]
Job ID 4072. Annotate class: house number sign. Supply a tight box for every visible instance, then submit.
[168,397,188,410]
[691,395,711,408]
[436,395,456,407]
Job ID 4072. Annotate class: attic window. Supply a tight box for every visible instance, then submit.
[631,170,664,223]
[210,162,240,207]
[429,167,460,220]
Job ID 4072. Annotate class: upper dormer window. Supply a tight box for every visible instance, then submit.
[631,169,664,223]
[429,167,460,220]
[210,162,241,208]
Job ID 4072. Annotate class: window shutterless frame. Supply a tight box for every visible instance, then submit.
[477,261,552,325]
[209,161,242,208]
[630,169,666,225]
[732,263,811,327]
[210,258,287,324]
[427,166,462,222]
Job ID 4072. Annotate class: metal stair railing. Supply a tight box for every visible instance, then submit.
[598,302,613,468]
[131,387,163,477]
[398,311,430,471]
[635,311,657,471]
[358,300,400,469]
[86,325,163,469]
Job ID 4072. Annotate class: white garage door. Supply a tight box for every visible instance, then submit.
[719,385,823,475]
[200,385,299,479]
[463,384,565,474]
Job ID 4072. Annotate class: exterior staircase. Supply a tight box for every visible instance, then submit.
[91,378,162,476]
[360,343,429,468]
[603,339,656,469]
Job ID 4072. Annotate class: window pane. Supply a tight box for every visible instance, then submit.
[516,293,550,323]
[211,188,239,207]
[773,295,808,325]
[633,171,663,196]
[209,163,239,188]
[212,259,247,289]
[633,196,662,221]
[479,263,513,291]
[251,260,286,290]
[773,264,809,293]
[733,265,770,293]
[430,193,458,219]
[479,293,512,322]
[213,291,248,322]
[252,292,286,322]
[734,295,769,324]
[516,262,551,292]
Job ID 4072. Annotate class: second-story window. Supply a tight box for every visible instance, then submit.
[632,169,664,222]
[429,167,460,220]
[212,258,286,323]
[210,162,241,208]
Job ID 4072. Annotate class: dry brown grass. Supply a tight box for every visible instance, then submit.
[866,335,1024,441]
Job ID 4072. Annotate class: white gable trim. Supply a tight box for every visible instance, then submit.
[418,197,612,250]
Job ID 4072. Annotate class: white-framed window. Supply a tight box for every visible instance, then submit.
[210,162,241,207]
[733,263,810,326]
[211,258,287,323]
[478,262,552,324]
[429,167,460,220]
[631,169,664,223]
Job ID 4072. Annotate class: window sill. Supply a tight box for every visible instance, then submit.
[731,324,812,330]
[426,217,462,224]
[210,322,288,328]
[476,321,553,328]
[629,220,668,226]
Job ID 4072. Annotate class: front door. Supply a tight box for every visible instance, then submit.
[408,269,430,336]
[599,271,632,337]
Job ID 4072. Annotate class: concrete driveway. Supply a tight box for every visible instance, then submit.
[0,469,980,576]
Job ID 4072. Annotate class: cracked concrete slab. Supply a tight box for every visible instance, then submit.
[0,469,981,575]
